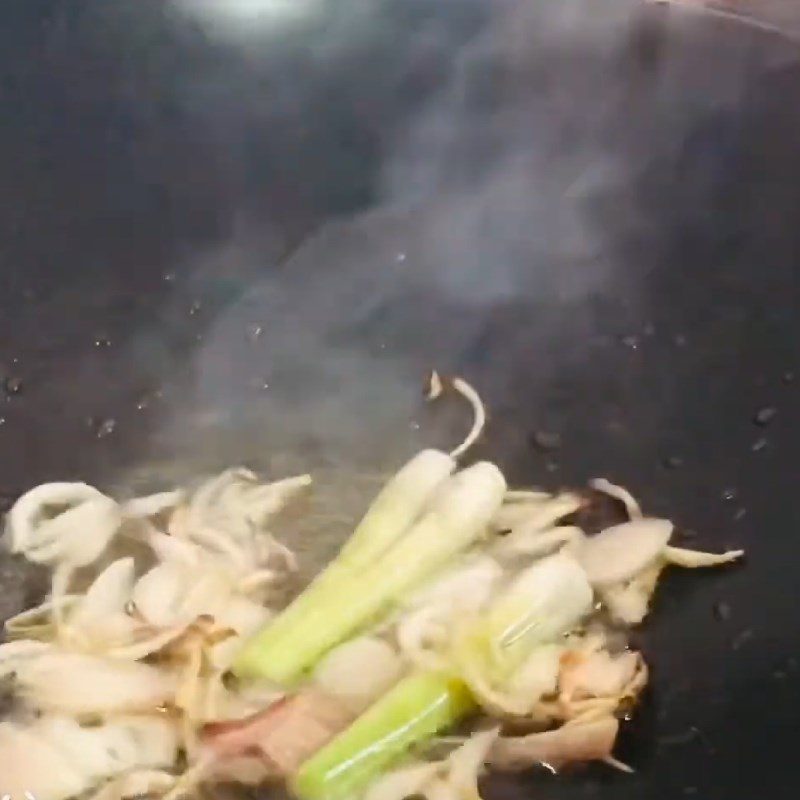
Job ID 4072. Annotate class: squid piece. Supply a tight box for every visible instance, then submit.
[202,691,355,774]
[490,715,620,771]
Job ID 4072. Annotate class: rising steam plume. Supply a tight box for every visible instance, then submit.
[127,0,757,513]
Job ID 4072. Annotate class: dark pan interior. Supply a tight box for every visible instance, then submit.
[1,1,799,798]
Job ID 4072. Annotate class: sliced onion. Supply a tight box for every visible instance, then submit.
[255,532,299,573]
[506,494,583,536]
[76,558,136,621]
[576,519,673,587]
[188,525,250,568]
[67,558,138,649]
[0,721,89,800]
[397,558,503,672]
[663,546,744,568]
[85,771,176,800]
[147,529,203,565]
[8,484,122,569]
[492,501,548,533]
[106,624,194,662]
[560,650,641,701]
[425,779,459,800]
[314,636,403,712]
[364,763,440,800]
[5,596,77,640]
[214,680,286,722]
[494,526,584,560]
[33,716,178,780]
[404,556,503,612]
[508,644,564,704]
[589,479,643,519]
[447,727,499,798]
[187,469,311,542]
[397,605,450,671]
[181,569,238,620]
[492,553,594,651]
[209,598,272,669]
[207,756,273,786]
[8,482,105,551]
[15,653,176,714]
[459,659,536,717]
[503,490,552,503]
[123,490,184,519]
[600,561,665,625]
[30,498,121,567]
[490,715,620,771]
[132,561,193,627]
[0,639,52,678]
[217,595,272,635]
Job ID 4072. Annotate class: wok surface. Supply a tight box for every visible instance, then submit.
[1,1,799,798]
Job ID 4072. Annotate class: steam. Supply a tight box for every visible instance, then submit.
[132,0,755,491]
[171,0,323,34]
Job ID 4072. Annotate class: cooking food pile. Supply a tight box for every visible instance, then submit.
[0,376,743,800]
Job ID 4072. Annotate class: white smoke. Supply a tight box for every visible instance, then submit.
[131,0,756,488]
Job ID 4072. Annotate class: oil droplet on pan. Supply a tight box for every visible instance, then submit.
[752,406,777,426]
[4,376,23,396]
[713,601,731,622]
[95,418,117,439]
[530,430,562,452]
[247,324,264,342]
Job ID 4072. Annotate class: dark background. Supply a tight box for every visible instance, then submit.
[1,1,799,798]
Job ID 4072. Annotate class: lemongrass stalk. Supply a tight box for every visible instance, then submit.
[338,450,457,568]
[233,451,454,675]
[234,463,505,683]
[292,671,475,800]
[484,552,593,672]
[292,554,594,800]
[447,555,592,718]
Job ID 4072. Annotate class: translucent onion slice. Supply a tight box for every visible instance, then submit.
[589,479,643,519]
[576,519,673,587]
[8,482,106,551]
[493,526,584,561]
[397,605,450,671]
[0,639,53,678]
[559,650,641,701]
[663,546,744,568]
[314,637,404,713]
[403,556,503,612]
[33,716,179,781]
[14,653,177,714]
[363,728,498,800]
[446,727,499,800]
[364,763,440,800]
[600,562,665,625]
[508,644,564,704]
[9,484,122,570]
[85,771,176,800]
[0,721,88,800]
[490,715,620,771]
[504,494,583,536]
[66,558,138,649]
[5,596,77,641]
[187,469,311,542]
[132,560,192,627]
[122,490,184,519]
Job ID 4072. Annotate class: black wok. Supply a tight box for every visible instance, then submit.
[1,1,798,798]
